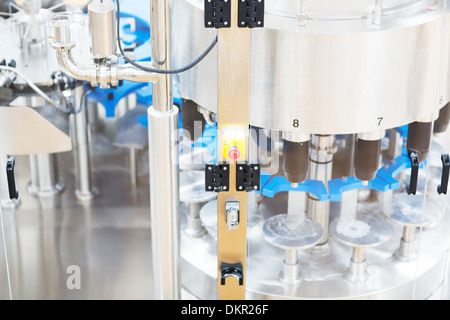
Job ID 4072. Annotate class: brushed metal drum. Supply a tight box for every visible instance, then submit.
[172,0,450,135]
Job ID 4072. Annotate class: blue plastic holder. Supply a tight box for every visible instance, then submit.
[255,171,274,195]
[395,125,409,137]
[328,176,390,202]
[119,0,151,29]
[262,176,329,201]
[376,154,427,191]
[120,17,150,50]
[193,124,217,152]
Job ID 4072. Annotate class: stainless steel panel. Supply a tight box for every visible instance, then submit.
[173,0,450,134]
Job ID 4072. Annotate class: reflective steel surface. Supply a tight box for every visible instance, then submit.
[173,0,450,135]
[0,125,154,300]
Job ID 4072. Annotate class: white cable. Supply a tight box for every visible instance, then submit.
[0,65,60,108]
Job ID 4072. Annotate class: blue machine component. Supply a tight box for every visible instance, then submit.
[258,171,273,194]
[119,12,151,54]
[328,176,390,202]
[262,176,329,201]
[376,154,427,190]
[192,123,217,158]
[395,125,408,138]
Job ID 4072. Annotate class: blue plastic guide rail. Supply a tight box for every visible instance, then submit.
[328,176,390,202]
[376,154,427,191]
[261,176,329,201]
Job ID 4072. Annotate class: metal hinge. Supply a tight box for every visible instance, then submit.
[236,162,261,192]
[204,0,231,29]
[205,162,230,192]
[238,0,265,28]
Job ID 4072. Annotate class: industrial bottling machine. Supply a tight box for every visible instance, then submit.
[0,0,449,300]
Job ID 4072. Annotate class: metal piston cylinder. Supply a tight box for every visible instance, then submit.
[88,0,117,59]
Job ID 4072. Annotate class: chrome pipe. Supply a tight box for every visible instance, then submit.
[150,0,173,113]
[117,64,161,83]
[129,148,137,188]
[56,51,91,82]
[148,0,180,300]
[51,14,160,86]
[148,106,180,300]
[28,154,63,198]
[71,85,97,202]
[307,135,335,245]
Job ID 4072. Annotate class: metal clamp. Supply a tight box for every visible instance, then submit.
[406,152,419,195]
[225,201,240,232]
[238,0,265,28]
[438,154,450,195]
[220,262,244,286]
[205,162,230,192]
[236,162,260,192]
[6,157,18,200]
[204,0,231,29]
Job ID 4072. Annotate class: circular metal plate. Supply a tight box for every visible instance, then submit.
[262,214,322,250]
[384,193,445,227]
[330,213,392,248]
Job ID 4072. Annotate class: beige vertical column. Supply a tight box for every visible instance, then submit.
[216,0,252,300]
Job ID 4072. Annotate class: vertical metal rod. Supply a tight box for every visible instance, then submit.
[307,135,335,245]
[129,148,137,187]
[150,0,173,113]
[37,154,57,191]
[352,246,366,264]
[281,191,304,282]
[148,0,181,300]
[71,85,96,202]
[28,154,63,197]
[402,226,416,243]
[148,107,180,300]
